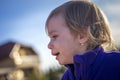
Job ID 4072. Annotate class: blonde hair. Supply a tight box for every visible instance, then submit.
[46,1,116,51]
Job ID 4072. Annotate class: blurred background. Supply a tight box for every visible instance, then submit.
[0,0,120,80]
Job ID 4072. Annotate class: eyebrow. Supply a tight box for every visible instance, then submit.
[48,30,58,36]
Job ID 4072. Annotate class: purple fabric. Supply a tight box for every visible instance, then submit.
[62,46,120,80]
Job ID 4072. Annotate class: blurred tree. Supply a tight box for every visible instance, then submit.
[39,66,65,80]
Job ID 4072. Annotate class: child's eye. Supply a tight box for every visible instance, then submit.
[51,35,58,40]
[52,35,57,38]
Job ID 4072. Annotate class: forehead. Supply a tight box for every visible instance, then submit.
[47,14,67,34]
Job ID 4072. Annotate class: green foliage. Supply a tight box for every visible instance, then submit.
[39,67,65,80]
[26,70,39,80]
[25,67,65,80]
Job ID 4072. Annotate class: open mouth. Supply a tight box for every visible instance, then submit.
[54,52,60,56]
[55,52,60,60]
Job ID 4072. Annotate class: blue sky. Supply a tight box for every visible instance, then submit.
[0,0,120,72]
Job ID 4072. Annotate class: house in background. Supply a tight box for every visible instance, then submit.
[0,41,40,80]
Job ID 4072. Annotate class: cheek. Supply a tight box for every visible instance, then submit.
[60,47,74,64]
[60,42,75,55]
[57,36,78,54]
[58,39,77,64]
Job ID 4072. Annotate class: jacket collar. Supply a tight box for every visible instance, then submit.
[74,46,103,66]
[65,46,104,80]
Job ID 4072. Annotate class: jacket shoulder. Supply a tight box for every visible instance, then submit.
[103,51,120,67]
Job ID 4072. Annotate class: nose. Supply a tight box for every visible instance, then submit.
[48,41,53,49]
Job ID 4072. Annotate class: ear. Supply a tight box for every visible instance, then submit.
[77,32,88,44]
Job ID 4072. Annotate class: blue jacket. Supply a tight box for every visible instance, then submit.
[62,46,120,80]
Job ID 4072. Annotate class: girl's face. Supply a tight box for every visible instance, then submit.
[47,14,83,65]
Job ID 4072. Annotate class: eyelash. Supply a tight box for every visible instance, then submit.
[51,35,58,39]
[52,35,57,38]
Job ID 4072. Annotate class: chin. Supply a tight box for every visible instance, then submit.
[58,61,65,65]
[59,61,70,65]
[58,62,64,65]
